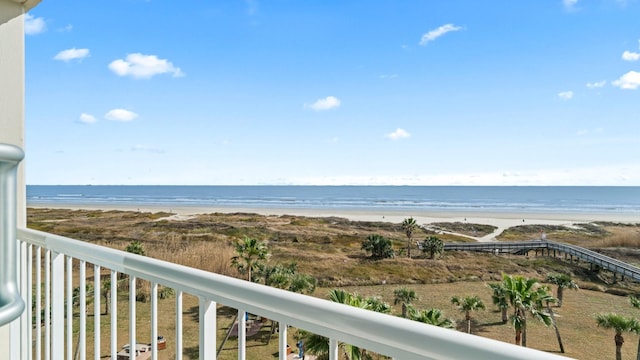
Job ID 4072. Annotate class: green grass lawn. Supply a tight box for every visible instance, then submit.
[58,280,640,360]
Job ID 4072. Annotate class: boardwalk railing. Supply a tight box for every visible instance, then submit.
[445,240,640,282]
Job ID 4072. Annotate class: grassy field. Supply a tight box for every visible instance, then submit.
[28,208,640,359]
[67,279,640,360]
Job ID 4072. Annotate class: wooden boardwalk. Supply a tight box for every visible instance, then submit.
[444,239,640,282]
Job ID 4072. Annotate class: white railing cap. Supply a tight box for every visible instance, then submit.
[0,143,24,164]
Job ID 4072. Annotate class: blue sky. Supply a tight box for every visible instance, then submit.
[24,0,640,185]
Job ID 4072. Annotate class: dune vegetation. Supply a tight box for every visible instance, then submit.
[27,208,640,359]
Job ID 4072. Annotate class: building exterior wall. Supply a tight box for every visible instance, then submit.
[0,1,27,358]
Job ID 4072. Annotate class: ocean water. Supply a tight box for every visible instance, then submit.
[26,185,640,215]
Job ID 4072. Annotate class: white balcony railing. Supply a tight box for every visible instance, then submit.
[15,227,574,360]
[0,144,26,326]
[0,144,572,360]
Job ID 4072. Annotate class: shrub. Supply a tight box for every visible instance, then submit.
[421,236,444,259]
[361,234,394,259]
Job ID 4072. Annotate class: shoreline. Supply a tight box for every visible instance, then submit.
[27,202,640,231]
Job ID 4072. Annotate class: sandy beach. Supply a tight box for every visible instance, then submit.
[27,202,640,231]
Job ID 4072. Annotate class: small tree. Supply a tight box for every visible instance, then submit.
[120,240,147,282]
[262,263,317,294]
[488,282,509,323]
[451,295,486,334]
[365,296,392,314]
[546,273,578,307]
[231,237,269,282]
[393,287,417,318]
[125,240,145,256]
[401,217,418,258]
[421,236,444,259]
[288,273,317,295]
[361,234,394,259]
[595,313,640,360]
[262,263,296,288]
[501,274,554,347]
[124,241,149,301]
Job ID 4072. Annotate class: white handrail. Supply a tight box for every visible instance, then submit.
[18,227,572,359]
[0,143,25,326]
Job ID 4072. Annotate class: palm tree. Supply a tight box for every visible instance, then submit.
[595,313,640,360]
[300,289,389,359]
[328,290,389,359]
[230,237,269,282]
[488,282,509,323]
[544,297,564,353]
[262,263,317,294]
[545,273,578,307]
[450,295,486,334]
[407,306,455,328]
[262,263,293,289]
[393,287,417,318]
[421,236,444,259]
[401,217,418,258]
[501,274,553,347]
[364,296,391,314]
[361,234,394,259]
[288,273,317,294]
[296,330,330,360]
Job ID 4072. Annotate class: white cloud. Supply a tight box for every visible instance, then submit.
[24,14,46,35]
[563,0,578,10]
[131,145,164,153]
[105,109,138,122]
[586,80,606,89]
[379,74,398,79]
[308,96,341,111]
[246,0,259,15]
[108,53,184,79]
[612,70,640,89]
[576,128,603,136]
[622,50,640,61]
[79,113,97,124]
[57,24,73,32]
[385,128,411,140]
[557,91,574,100]
[419,24,462,45]
[54,48,90,62]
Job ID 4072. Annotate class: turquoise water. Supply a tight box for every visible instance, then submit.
[26,185,640,215]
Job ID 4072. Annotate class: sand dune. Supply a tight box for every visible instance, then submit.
[28,202,640,231]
